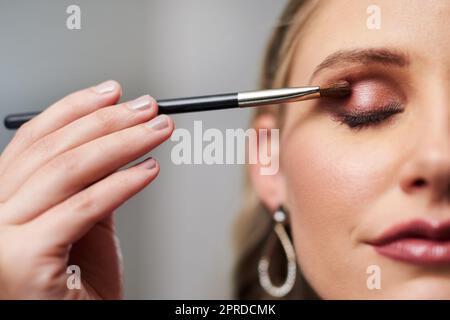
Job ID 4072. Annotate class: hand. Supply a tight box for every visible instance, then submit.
[0,80,174,299]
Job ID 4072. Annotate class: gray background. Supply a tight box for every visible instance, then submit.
[0,0,286,299]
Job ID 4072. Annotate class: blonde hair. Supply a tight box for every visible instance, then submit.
[233,0,321,299]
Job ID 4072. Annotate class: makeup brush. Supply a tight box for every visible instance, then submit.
[3,81,350,129]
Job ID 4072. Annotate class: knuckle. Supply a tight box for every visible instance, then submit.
[93,134,116,157]
[116,171,136,187]
[73,190,98,214]
[29,136,55,158]
[120,103,140,121]
[92,108,121,130]
[46,151,78,174]
[112,128,132,147]
[58,88,94,117]
[64,89,91,107]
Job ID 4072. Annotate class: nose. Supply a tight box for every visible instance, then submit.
[399,128,450,204]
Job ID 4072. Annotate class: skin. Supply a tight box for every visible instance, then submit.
[0,81,174,298]
[251,0,450,299]
[0,0,449,300]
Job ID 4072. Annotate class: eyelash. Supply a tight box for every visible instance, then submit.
[334,102,404,130]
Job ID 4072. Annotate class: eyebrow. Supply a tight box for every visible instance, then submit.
[310,48,410,80]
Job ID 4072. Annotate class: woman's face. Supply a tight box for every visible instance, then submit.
[275,0,450,299]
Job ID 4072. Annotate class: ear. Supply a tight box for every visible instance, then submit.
[248,113,286,213]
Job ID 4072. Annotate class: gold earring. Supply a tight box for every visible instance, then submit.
[258,207,297,298]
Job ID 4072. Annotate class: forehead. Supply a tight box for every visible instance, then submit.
[289,0,450,84]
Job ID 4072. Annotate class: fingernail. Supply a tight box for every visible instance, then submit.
[94,80,117,94]
[139,157,156,170]
[128,95,152,111]
[147,114,169,130]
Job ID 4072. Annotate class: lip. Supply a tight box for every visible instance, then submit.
[368,219,450,266]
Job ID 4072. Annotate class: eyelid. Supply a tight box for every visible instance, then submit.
[319,75,407,114]
[313,64,408,91]
[321,75,406,130]
[332,102,405,129]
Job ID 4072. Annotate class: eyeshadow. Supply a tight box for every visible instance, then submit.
[343,79,403,112]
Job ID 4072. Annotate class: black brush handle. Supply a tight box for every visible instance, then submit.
[4,93,238,130]
[4,112,39,130]
[157,93,237,114]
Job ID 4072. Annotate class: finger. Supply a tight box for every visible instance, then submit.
[29,157,159,248]
[2,114,173,224]
[0,80,121,173]
[0,95,157,201]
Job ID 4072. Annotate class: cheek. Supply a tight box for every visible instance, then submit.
[280,125,397,296]
[282,128,394,216]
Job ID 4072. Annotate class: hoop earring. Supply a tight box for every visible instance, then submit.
[258,207,297,298]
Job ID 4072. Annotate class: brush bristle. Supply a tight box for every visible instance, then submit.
[319,80,351,98]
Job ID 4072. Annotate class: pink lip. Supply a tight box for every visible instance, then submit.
[368,220,450,265]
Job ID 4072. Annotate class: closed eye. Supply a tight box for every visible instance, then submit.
[333,102,404,130]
